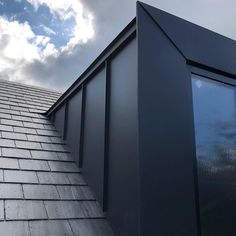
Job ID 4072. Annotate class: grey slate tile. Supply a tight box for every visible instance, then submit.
[32,118,50,124]
[57,152,74,161]
[5,200,47,220]
[0,138,15,147]
[37,129,60,137]
[0,113,11,119]
[2,131,27,140]
[48,161,78,172]
[37,172,70,185]
[27,134,51,143]
[12,114,32,122]
[29,220,73,236]
[20,111,39,118]
[15,140,41,150]
[41,143,66,152]
[19,159,50,171]
[44,201,86,219]
[0,158,19,169]
[14,127,37,134]
[2,148,31,158]
[4,170,38,183]
[0,125,13,132]
[69,219,115,236]
[23,185,60,199]
[67,173,86,185]
[50,137,65,144]
[57,186,94,200]
[0,221,31,236]
[45,201,104,219]
[81,201,104,218]
[31,150,59,160]
[0,200,3,220]
[1,119,23,127]
[0,183,23,199]
[23,122,44,129]
[0,170,3,182]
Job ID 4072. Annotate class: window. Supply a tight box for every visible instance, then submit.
[192,74,236,236]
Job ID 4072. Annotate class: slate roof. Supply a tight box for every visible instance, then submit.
[0,80,115,236]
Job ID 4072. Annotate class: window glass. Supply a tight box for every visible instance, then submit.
[192,74,236,236]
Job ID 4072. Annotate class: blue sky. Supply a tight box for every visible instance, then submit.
[0,0,236,91]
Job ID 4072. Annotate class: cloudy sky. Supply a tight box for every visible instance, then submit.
[0,0,236,91]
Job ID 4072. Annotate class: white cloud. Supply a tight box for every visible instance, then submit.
[26,0,95,48]
[0,16,58,85]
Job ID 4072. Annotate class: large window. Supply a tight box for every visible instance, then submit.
[192,74,236,236]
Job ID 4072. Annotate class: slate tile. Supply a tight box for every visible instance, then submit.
[1,132,27,140]
[0,158,19,169]
[48,161,78,172]
[0,221,30,236]
[0,138,15,147]
[10,105,28,112]
[14,127,37,134]
[69,219,115,236]
[20,111,39,118]
[4,170,38,183]
[0,103,10,109]
[0,170,3,182]
[5,200,47,220]
[44,201,86,219]
[32,118,50,124]
[0,200,3,220]
[23,185,59,200]
[44,124,56,130]
[0,125,13,132]
[23,122,44,129]
[12,114,32,122]
[37,172,70,185]
[50,137,65,144]
[57,152,74,161]
[29,220,73,236]
[1,119,23,127]
[0,109,20,116]
[19,159,50,171]
[31,150,59,160]
[37,129,60,137]
[0,183,23,199]
[27,134,51,143]
[2,148,31,158]
[67,173,86,185]
[0,113,11,119]
[41,143,66,152]
[57,186,94,200]
[81,201,104,218]
[15,140,41,150]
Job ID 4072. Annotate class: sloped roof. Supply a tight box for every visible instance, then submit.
[0,80,114,235]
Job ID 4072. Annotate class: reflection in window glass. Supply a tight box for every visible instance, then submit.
[192,74,236,236]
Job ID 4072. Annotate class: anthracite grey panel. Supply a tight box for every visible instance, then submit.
[107,38,138,236]
[192,75,236,236]
[142,2,236,77]
[66,91,82,164]
[54,104,65,137]
[82,68,106,206]
[137,3,198,236]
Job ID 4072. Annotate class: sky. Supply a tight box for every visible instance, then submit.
[0,0,236,92]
